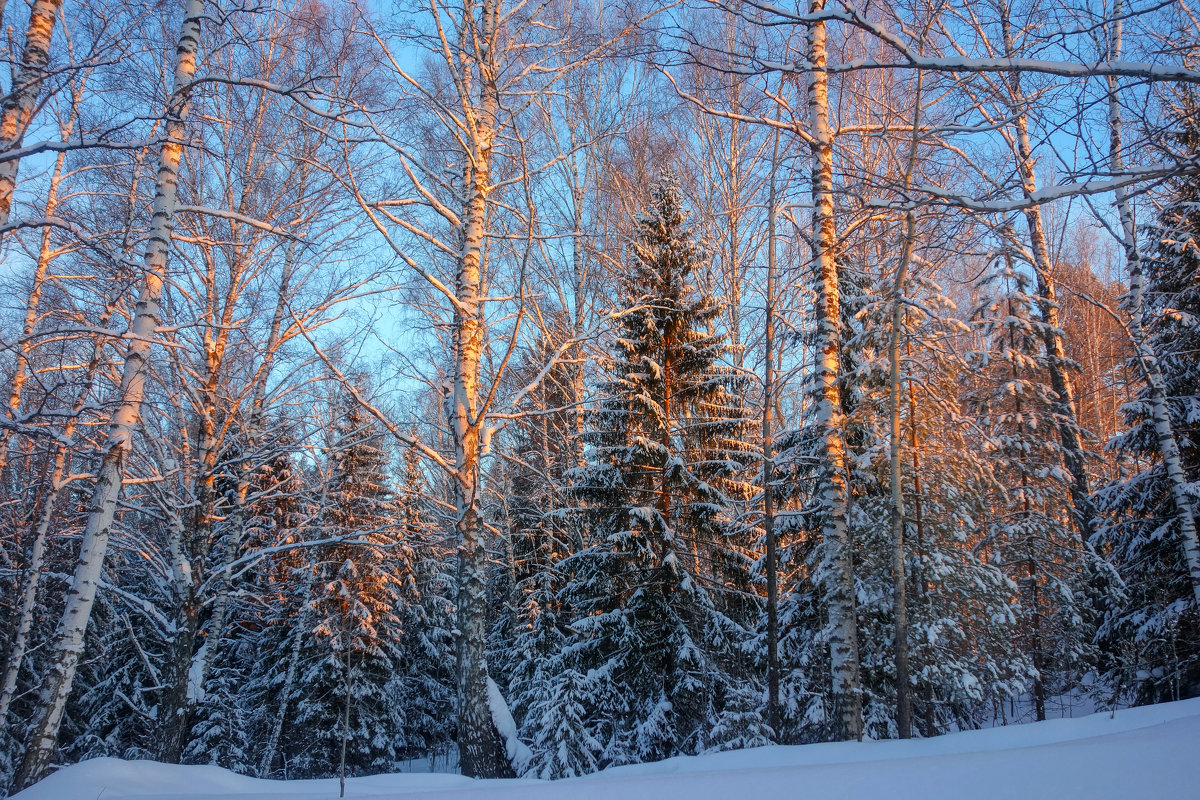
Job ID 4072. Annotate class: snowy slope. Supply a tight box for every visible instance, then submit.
[16,698,1200,800]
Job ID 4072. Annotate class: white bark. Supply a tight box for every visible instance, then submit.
[0,93,76,478]
[452,38,513,773]
[888,64,925,742]
[763,124,780,736]
[0,0,63,230]
[888,212,916,741]
[0,295,112,732]
[257,603,305,778]
[13,1,203,787]
[808,0,862,742]
[1106,6,1200,604]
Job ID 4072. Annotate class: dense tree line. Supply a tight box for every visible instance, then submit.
[0,0,1198,792]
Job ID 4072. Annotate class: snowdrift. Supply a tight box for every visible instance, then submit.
[15,697,1200,800]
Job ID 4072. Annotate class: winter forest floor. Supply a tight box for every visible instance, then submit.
[14,698,1200,800]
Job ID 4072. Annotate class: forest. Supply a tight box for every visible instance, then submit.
[0,0,1197,793]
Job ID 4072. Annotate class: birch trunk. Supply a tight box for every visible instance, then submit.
[257,594,307,778]
[888,68,925,741]
[452,1,513,774]
[1106,7,1200,603]
[571,170,588,472]
[0,0,63,230]
[1001,20,1099,549]
[726,103,743,369]
[906,344,936,737]
[13,1,203,786]
[808,0,862,742]
[888,211,916,740]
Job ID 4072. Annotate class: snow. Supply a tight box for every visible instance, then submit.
[485,676,532,774]
[186,641,208,703]
[15,698,1200,800]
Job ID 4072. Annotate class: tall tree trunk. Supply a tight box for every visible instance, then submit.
[887,66,924,741]
[0,125,72,478]
[0,0,63,231]
[807,0,862,742]
[1000,21,1099,552]
[1027,537,1046,722]
[258,602,306,778]
[339,621,350,798]
[888,215,916,740]
[158,241,246,762]
[906,360,936,737]
[1106,6,1200,603]
[157,596,202,762]
[570,170,588,473]
[13,1,204,787]
[763,126,780,738]
[452,3,513,773]
[726,102,743,370]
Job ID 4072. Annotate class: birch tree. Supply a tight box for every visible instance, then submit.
[0,0,64,230]
[327,0,635,775]
[804,0,862,741]
[1102,0,1200,606]
[13,0,204,786]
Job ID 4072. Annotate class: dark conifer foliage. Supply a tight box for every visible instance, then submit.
[287,395,408,777]
[554,172,766,768]
[970,257,1096,720]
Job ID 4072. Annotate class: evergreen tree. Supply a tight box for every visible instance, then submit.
[198,444,307,775]
[485,324,583,761]
[970,256,1095,721]
[559,172,764,768]
[393,443,456,764]
[287,395,408,778]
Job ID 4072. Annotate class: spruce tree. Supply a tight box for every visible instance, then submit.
[236,446,319,778]
[288,395,407,778]
[971,257,1095,720]
[393,443,456,764]
[561,172,764,767]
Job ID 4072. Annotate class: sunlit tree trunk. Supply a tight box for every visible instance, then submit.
[1000,17,1099,550]
[157,236,245,762]
[0,0,64,231]
[807,0,862,742]
[13,1,203,786]
[0,56,89,478]
[888,209,916,740]
[763,126,781,736]
[452,0,512,775]
[1106,5,1200,603]
[0,297,113,733]
[887,66,925,741]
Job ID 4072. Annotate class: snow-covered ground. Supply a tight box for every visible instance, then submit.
[16,698,1200,800]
